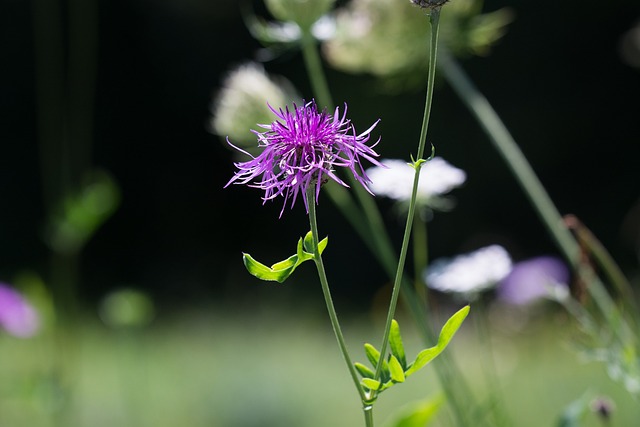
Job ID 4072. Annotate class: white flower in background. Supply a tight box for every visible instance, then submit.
[425,245,512,298]
[367,157,466,208]
[210,62,299,148]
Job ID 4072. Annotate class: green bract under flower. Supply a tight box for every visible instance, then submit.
[265,0,336,31]
[323,0,513,90]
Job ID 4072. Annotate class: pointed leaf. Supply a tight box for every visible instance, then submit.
[242,253,297,283]
[364,343,391,383]
[405,347,440,377]
[364,343,381,368]
[302,231,329,256]
[354,362,375,379]
[438,305,470,348]
[296,237,314,263]
[406,306,469,376]
[389,319,407,370]
[303,231,314,253]
[270,253,300,271]
[388,355,406,383]
[362,378,381,391]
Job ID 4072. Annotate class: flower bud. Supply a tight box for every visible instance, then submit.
[264,0,336,31]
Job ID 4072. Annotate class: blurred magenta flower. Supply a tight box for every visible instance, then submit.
[497,256,570,306]
[0,283,40,338]
[225,100,382,216]
[424,245,512,298]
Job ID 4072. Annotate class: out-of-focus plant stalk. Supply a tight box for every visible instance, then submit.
[32,0,100,424]
[438,49,636,344]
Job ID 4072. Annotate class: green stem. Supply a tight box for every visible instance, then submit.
[301,30,333,108]
[412,209,429,305]
[372,7,441,391]
[438,49,634,344]
[307,187,368,405]
[364,404,374,427]
[298,13,475,426]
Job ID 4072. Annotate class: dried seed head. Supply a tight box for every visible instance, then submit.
[410,0,449,9]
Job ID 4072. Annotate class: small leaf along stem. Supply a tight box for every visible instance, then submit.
[372,7,442,397]
[306,186,372,417]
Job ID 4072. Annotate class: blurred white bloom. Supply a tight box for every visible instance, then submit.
[210,62,299,148]
[425,245,512,297]
[324,0,513,90]
[265,0,336,31]
[367,157,466,205]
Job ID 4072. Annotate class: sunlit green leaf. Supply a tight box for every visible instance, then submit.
[242,232,329,283]
[362,378,381,391]
[302,231,328,255]
[242,253,297,283]
[390,319,407,370]
[406,305,469,376]
[270,254,300,271]
[388,355,405,383]
[355,362,375,379]
[364,343,391,383]
[364,343,381,367]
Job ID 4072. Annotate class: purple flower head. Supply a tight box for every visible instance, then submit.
[497,256,570,306]
[225,100,382,216]
[0,283,40,338]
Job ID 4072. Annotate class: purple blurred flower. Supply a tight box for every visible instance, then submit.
[225,100,382,216]
[497,256,570,306]
[0,283,39,338]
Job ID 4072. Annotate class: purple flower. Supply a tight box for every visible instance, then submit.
[0,283,39,338]
[497,256,570,306]
[225,100,382,216]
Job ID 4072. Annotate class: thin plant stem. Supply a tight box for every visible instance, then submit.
[438,49,635,344]
[306,187,370,407]
[299,14,475,426]
[372,7,441,392]
[412,210,429,305]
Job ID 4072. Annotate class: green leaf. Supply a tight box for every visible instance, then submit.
[389,319,407,370]
[303,231,314,253]
[364,343,381,367]
[384,395,443,427]
[364,343,391,383]
[242,232,329,283]
[388,355,405,383]
[355,362,376,379]
[406,305,469,377]
[302,231,328,255]
[242,253,297,283]
[362,378,381,392]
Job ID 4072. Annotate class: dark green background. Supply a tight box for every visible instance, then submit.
[1,0,639,309]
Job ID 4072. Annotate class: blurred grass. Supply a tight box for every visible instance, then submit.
[0,301,638,427]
